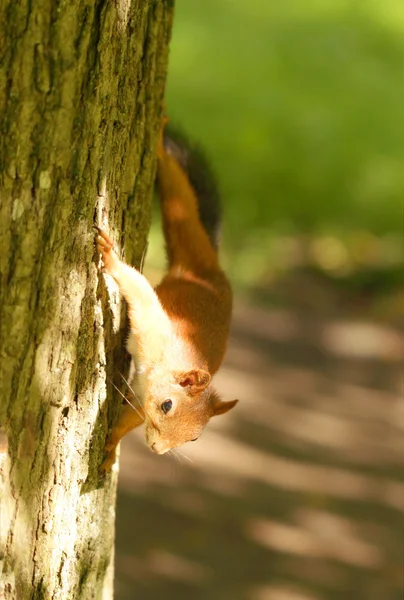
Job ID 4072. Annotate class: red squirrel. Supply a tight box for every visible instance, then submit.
[96,119,237,472]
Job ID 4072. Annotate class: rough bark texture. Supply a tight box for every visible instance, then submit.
[0,1,174,598]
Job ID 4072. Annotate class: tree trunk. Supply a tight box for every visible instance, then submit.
[0,1,173,598]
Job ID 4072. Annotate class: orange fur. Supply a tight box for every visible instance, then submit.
[97,120,237,473]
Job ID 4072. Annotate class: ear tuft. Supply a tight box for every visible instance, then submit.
[210,391,238,417]
[176,369,211,394]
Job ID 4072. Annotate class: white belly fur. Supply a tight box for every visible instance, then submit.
[126,332,147,402]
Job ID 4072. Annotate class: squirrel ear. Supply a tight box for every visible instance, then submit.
[211,392,238,417]
[176,369,211,394]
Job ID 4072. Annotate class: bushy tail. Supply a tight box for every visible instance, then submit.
[163,126,222,251]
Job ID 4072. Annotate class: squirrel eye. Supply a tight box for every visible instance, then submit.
[191,437,198,442]
[161,399,173,414]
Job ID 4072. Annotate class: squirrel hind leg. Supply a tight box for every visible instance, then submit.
[157,113,170,159]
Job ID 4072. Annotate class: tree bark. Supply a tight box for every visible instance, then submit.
[0,1,173,598]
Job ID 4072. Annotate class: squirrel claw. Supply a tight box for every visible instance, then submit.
[95,228,114,250]
[99,448,116,475]
[94,228,118,274]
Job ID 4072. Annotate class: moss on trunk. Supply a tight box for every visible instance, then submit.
[0,1,174,598]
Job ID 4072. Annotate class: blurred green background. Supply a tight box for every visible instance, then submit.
[149,0,403,296]
[116,4,404,599]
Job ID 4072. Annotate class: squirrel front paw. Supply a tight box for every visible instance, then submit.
[94,227,120,276]
[98,442,117,476]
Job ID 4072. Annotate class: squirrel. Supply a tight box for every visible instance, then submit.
[96,118,238,472]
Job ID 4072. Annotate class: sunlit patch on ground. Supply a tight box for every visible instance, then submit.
[114,287,403,600]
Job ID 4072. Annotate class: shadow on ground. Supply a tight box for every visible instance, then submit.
[113,279,403,600]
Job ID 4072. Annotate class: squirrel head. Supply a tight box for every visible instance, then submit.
[143,368,238,455]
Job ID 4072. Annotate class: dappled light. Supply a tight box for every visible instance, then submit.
[114,291,402,599]
[321,321,403,360]
[111,0,403,597]
[251,584,321,600]
[246,513,383,569]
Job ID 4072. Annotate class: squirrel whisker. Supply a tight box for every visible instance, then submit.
[173,448,193,464]
[114,368,150,420]
[168,449,180,464]
[107,378,144,422]
[115,368,141,401]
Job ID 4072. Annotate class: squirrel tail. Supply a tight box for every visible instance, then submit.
[162,126,222,251]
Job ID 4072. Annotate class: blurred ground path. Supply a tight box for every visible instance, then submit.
[113,289,403,600]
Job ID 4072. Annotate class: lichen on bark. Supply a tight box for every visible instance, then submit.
[0,1,174,598]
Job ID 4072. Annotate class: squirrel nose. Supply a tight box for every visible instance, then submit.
[150,442,169,455]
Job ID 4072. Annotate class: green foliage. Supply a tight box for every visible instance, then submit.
[166,0,404,249]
